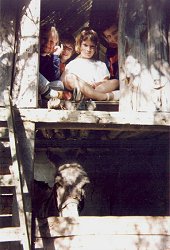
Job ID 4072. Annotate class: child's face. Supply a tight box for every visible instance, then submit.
[80,38,96,59]
[41,30,59,55]
[103,24,118,47]
[61,43,74,63]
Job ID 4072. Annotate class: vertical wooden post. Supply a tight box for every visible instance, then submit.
[0,0,17,106]
[11,0,41,245]
[12,0,40,108]
[119,0,170,112]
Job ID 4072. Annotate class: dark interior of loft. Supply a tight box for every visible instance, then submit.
[40,0,119,48]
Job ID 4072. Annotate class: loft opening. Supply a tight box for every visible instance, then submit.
[39,0,120,111]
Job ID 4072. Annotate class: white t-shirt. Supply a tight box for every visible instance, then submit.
[64,57,110,84]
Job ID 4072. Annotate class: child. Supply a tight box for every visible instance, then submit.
[61,28,119,101]
[100,18,119,81]
[60,33,76,74]
[39,25,72,102]
[40,24,62,82]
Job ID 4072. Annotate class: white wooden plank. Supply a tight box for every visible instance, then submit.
[19,109,170,127]
[0,175,14,186]
[35,217,170,249]
[35,216,170,237]
[0,227,21,242]
[34,234,170,250]
[1,107,170,128]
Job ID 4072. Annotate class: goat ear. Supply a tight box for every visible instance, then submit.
[78,177,90,189]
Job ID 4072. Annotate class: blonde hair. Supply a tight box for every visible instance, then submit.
[40,25,59,40]
[40,25,59,52]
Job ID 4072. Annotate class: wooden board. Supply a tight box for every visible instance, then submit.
[1,107,170,131]
[119,0,170,112]
[36,216,170,236]
[35,235,170,250]
[18,109,170,128]
[11,0,40,108]
[34,216,170,250]
[1,0,41,244]
[0,0,17,106]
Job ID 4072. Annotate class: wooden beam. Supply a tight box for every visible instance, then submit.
[35,136,169,148]
[35,216,170,237]
[0,0,17,106]
[34,216,170,250]
[1,107,170,130]
[18,109,170,129]
[35,234,170,250]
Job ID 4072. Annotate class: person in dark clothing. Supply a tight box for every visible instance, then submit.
[39,25,62,82]
[105,46,118,80]
[100,18,119,80]
[40,53,61,82]
[39,25,72,103]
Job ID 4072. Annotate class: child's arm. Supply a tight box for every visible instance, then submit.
[50,44,64,80]
[50,54,60,80]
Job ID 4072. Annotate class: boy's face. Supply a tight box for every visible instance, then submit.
[61,42,74,63]
[103,24,118,48]
[41,30,59,55]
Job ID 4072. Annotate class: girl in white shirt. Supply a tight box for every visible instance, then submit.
[61,28,119,101]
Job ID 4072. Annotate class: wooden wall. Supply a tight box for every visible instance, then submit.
[0,0,17,106]
[0,0,40,247]
[34,216,170,250]
[0,0,40,108]
[119,0,170,112]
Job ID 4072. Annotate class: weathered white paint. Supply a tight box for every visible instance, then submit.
[35,216,170,250]
[12,0,40,108]
[119,0,170,112]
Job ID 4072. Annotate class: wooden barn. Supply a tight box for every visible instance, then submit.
[0,0,170,249]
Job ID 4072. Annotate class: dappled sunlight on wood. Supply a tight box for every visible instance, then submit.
[35,216,170,249]
[0,0,170,249]
[11,0,40,108]
[120,54,170,112]
[119,0,170,112]
[0,3,16,106]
